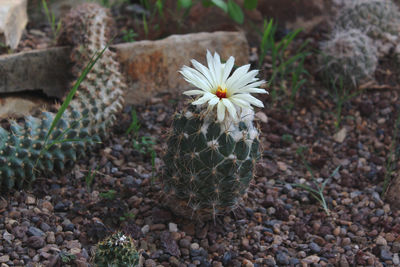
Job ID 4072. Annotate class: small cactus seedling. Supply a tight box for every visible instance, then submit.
[163,51,267,220]
[93,232,140,267]
[320,29,378,86]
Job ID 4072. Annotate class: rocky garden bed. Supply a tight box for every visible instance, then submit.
[1,0,400,267]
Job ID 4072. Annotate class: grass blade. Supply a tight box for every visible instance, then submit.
[44,44,109,144]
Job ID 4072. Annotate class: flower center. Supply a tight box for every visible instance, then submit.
[216,86,227,99]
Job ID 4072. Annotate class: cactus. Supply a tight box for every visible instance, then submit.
[335,0,400,38]
[163,106,261,219]
[0,3,125,190]
[320,29,378,86]
[162,51,266,220]
[92,232,140,267]
[335,0,400,56]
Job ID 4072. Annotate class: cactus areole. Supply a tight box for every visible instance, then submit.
[163,51,267,220]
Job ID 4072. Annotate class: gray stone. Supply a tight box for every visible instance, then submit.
[0,255,9,263]
[0,46,72,98]
[309,242,321,253]
[0,0,28,49]
[28,236,45,249]
[380,248,393,261]
[27,226,45,237]
[0,31,248,105]
[276,252,290,265]
[145,259,157,267]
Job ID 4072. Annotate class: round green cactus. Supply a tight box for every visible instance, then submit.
[163,106,261,220]
[0,3,125,190]
[319,29,378,86]
[93,232,140,267]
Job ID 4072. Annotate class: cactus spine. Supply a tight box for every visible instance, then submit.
[334,0,400,57]
[335,0,400,39]
[320,29,378,86]
[0,3,125,189]
[163,106,261,220]
[92,232,140,267]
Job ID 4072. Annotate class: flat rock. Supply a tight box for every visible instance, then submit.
[0,31,248,105]
[117,31,249,104]
[0,46,73,98]
[0,0,28,49]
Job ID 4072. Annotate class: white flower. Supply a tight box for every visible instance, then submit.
[180,50,267,122]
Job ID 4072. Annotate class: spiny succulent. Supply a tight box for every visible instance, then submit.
[0,3,125,190]
[335,0,400,57]
[319,29,378,86]
[92,232,140,267]
[162,51,266,220]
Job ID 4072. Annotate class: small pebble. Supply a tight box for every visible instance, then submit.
[169,223,178,232]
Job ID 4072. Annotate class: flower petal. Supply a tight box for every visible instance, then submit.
[221,98,238,121]
[206,50,218,90]
[217,100,226,122]
[208,97,220,106]
[192,92,217,105]
[229,95,252,108]
[229,70,260,94]
[191,59,215,89]
[234,93,264,107]
[179,67,211,92]
[221,56,235,84]
[225,64,251,90]
[183,89,206,96]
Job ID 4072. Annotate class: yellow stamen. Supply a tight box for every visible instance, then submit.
[216,86,227,99]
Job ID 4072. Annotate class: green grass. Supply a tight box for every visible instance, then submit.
[328,77,362,130]
[258,18,310,106]
[126,109,157,181]
[100,189,117,200]
[382,108,400,196]
[290,147,341,216]
[35,43,109,171]
[42,0,62,44]
[85,165,100,192]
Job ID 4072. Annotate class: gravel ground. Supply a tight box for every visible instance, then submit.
[1,74,400,267]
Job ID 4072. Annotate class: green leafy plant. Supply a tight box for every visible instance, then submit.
[383,108,400,196]
[202,0,257,24]
[281,134,294,144]
[100,189,117,200]
[126,109,141,136]
[119,212,135,221]
[59,251,76,263]
[328,77,362,130]
[291,147,340,216]
[42,0,62,43]
[122,29,138,43]
[259,18,309,103]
